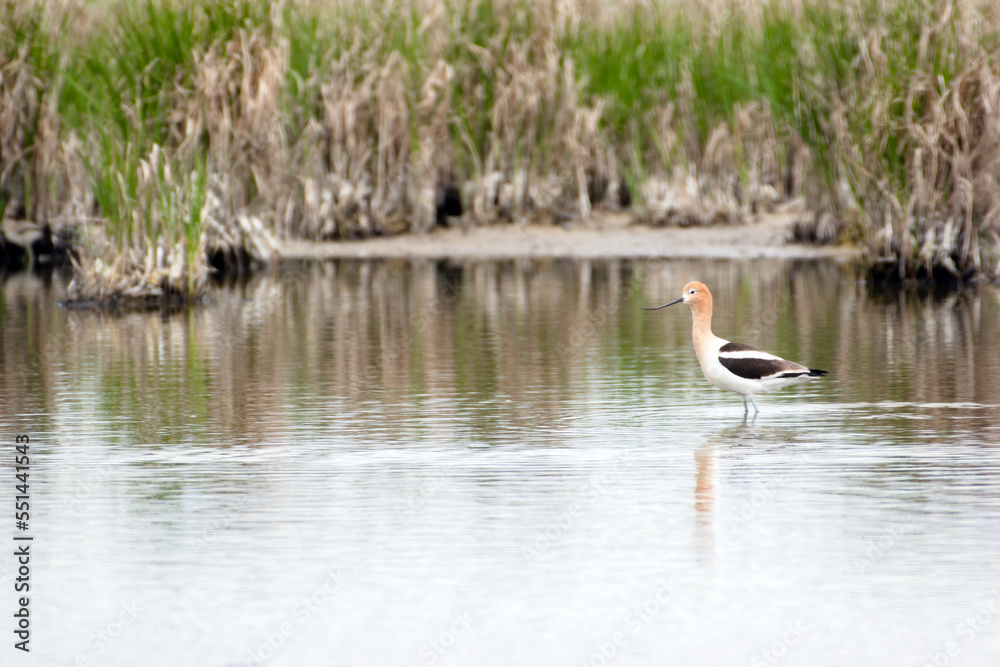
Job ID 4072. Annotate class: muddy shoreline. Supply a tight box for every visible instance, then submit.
[278,213,861,262]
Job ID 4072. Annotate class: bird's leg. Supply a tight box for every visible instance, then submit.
[749,396,760,414]
[741,396,748,414]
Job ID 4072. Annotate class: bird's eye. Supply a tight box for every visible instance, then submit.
[688,289,696,295]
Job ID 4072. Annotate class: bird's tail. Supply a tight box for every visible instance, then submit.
[808,368,828,377]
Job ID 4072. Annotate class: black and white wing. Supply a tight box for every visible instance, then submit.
[718,342,827,380]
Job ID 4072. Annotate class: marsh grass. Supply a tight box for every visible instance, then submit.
[2,0,1000,303]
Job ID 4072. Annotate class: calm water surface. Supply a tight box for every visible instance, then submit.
[2,258,1000,667]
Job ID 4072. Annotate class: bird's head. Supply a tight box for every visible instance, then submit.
[642,281,711,311]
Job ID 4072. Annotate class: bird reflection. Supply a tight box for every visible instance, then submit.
[694,441,716,566]
[694,415,769,567]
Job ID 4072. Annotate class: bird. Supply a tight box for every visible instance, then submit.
[1,219,45,269]
[643,281,828,414]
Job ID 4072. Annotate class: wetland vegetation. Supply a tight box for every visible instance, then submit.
[2,0,1000,303]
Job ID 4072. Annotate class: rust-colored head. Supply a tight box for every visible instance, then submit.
[642,281,713,312]
[678,281,712,310]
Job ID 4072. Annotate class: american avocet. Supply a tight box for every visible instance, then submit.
[643,281,828,414]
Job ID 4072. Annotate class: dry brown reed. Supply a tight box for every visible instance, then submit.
[864,59,1000,281]
[0,1,89,250]
[0,41,47,223]
[641,102,794,227]
[176,29,287,254]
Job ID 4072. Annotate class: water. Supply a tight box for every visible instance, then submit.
[2,258,1000,667]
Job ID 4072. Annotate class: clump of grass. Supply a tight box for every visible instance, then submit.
[57,0,281,299]
[67,144,208,303]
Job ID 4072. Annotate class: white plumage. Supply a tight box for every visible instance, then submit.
[644,281,828,413]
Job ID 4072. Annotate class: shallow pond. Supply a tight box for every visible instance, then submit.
[2,257,1000,666]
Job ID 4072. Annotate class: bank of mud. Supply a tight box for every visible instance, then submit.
[278,211,861,262]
